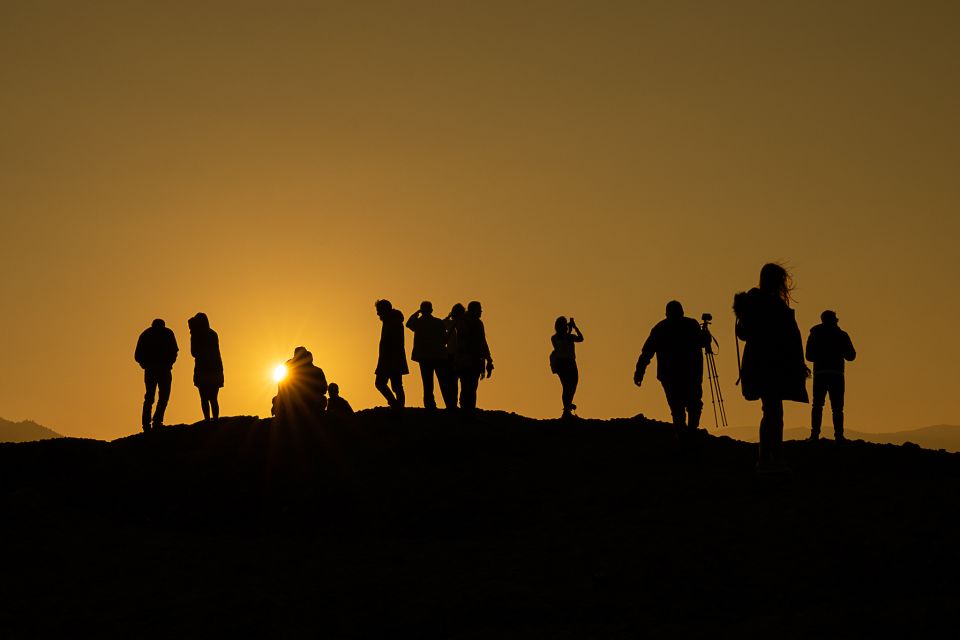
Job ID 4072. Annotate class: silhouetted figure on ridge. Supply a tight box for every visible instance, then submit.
[134,318,178,432]
[550,316,584,418]
[406,301,447,410]
[455,301,493,413]
[439,303,466,410]
[374,299,408,409]
[326,383,354,417]
[273,346,327,423]
[806,310,856,441]
[634,301,710,434]
[188,312,224,423]
[734,263,809,472]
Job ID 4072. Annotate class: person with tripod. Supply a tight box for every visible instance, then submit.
[634,301,711,435]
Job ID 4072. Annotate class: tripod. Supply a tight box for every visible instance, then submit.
[702,318,728,428]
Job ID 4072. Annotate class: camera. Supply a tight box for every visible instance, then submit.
[701,313,712,322]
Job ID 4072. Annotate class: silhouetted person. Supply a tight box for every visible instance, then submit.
[806,310,856,441]
[734,263,809,472]
[455,301,493,413]
[550,316,584,418]
[406,301,447,409]
[438,303,466,410]
[274,346,328,423]
[374,299,408,409]
[188,312,224,422]
[634,301,710,433]
[134,318,178,432]
[326,382,354,417]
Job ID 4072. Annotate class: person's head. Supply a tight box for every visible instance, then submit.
[192,312,210,331]
[449,303,466,319]
[420,301,433,316]
[151,319,165,329]
[665,300,684,319]
[555,316,568,334]
[759,262,794,305]
[375,299,392,319]
[293,346,313,365]
[821,310,838,325]
[328,382,340,397]
[467,301,482,317]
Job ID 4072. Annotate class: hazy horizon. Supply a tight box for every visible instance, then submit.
[3,1,959,439]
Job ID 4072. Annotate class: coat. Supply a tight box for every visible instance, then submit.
[635,316,709,387]
[376,309,409,376]
[134,325,178,372]
[806,323,856,374]
[733,288,809,403]
[190,328,224,388]
[406,313,447,362]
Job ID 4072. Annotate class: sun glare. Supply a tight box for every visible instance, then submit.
[272,364,288,383]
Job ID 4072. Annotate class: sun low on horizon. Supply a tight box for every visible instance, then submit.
[1,1,960,440]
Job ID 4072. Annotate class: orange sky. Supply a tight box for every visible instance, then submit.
[2,1,959,440]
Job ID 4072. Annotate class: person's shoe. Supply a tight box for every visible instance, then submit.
[808,433,820,441]
[152,422,164,431]
[835,433,846,443]
[141,424,151,433]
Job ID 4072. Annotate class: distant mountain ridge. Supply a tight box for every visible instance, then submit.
[720,423,960,452]
[0,417,62,443]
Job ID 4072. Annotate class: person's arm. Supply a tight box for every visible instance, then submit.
[169,331,179,366]
[634,330,657,386]
[844,332,856,362]
[570,322,584,342]
[480,322,493,378]
[405,312,419,331]
[805,330,817,363]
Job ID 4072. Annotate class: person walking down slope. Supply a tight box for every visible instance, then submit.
[806,310,856,441]
[374,299,409,409]
[188,312,224,423]
[134,318,179,432]
[406,300,447,410]
[550,316,584,418]
[634,301,710,434]
[733,263,809,473]
[455,301,493,413]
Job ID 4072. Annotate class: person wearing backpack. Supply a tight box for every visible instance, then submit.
[733,263,809,472]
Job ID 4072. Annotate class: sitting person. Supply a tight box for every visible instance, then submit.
[273,346,328,423]
[326,382,354,417]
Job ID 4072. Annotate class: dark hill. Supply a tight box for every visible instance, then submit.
[0,417,62,443]
[2,411,959,637]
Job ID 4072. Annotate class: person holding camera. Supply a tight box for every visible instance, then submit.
[550,316,585,418]
[634,301,711,433]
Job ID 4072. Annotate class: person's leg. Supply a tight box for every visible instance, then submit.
[390,374,405,408]
[142,371,158,431]
[459,371,479,411]
[830,375,845,440]
[153,370,172,427]
[811,374,826,440]
[199,387,211,421]
[420,362,437,409]
[760,396,784,467]
[687,383,704,430]
[375,374,397,406]
[661,383,686,429]
[437,362,456,409]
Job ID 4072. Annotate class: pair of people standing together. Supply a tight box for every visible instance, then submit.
[379,299,494,412]
[134,313,223,431]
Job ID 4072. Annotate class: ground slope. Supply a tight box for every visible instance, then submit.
[1,410,958,637]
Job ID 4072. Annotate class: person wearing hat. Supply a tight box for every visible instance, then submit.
[805,310,857,441]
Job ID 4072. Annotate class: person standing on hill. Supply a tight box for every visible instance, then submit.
[375,299,408,409]
[455,301,493,413]
[806,310,856,442]
[634,301,710,434]
[188,312,224,423]
[405,301,447,410]
[733,263,809,472]
[438,303,466,410]
[550,316,584,419]
[134,318,179,432]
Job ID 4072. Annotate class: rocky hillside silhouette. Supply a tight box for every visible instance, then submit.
[2,410,958,636]
[724,423,960,452]
[0,417,61,443]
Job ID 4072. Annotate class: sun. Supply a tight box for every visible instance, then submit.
[272,363,288,383]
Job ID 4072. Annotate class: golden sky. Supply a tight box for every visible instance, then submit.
[2,1,959,439]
